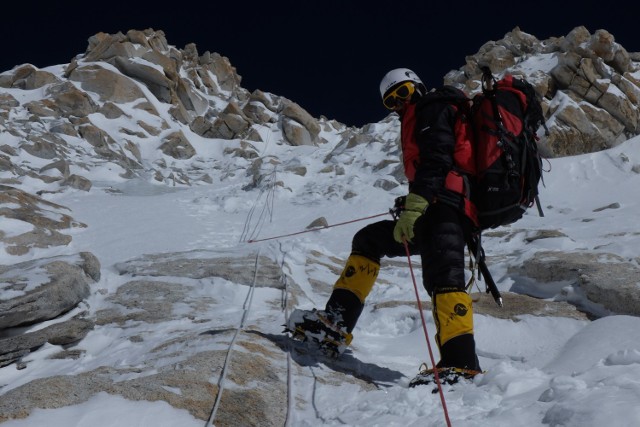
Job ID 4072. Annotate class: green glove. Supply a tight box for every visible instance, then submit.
[393,193,429,243]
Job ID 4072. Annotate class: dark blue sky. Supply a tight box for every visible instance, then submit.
[2,1,636,127]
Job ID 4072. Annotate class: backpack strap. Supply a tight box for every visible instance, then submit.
[467,233,503,307]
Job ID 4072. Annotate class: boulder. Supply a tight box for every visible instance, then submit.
[510,251,640,317]
[0,252,100,329]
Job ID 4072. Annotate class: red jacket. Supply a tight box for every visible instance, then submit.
[399,86,478,225]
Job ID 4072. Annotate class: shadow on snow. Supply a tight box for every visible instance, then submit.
[249,330,406,388]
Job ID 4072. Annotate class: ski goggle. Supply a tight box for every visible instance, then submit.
[382,82,415,110]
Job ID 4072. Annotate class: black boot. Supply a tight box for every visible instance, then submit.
[437,334,481,371]
[325,288,364,333]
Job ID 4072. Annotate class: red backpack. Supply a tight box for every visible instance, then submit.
[464,68,546,230]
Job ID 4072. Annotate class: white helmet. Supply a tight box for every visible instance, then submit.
[379,68,424,99]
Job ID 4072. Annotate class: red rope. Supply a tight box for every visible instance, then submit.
[403,239,452,427]
[246,212,390,243]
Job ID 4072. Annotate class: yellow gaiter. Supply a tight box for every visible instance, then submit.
[432,291,474,347]
[333,254,379,303]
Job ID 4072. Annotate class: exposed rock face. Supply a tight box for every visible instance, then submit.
[0,254,98,328]
[445,26,640,157]
[0,183,100,368]
[510,251,640,318]
[0,318,95,368]
[0,28,339,194]
[0,186,86,255]
[0,253,100,367]
[0,250,290,425]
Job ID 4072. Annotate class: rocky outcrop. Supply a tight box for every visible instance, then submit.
[0,253,100,367]
[0,253,99,328]
[0,186,86,255]
[0,318,94,368]
[0,249,290,424]
[0,185,99,368]
[0,28,336,193]
[509,250,640,317]
[445,26,640,157]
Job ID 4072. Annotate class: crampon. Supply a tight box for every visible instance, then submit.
[284,308,352,357]
[408,363,482,391]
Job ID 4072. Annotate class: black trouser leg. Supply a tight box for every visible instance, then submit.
[415,204,481,371]
[325,220,416,332]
